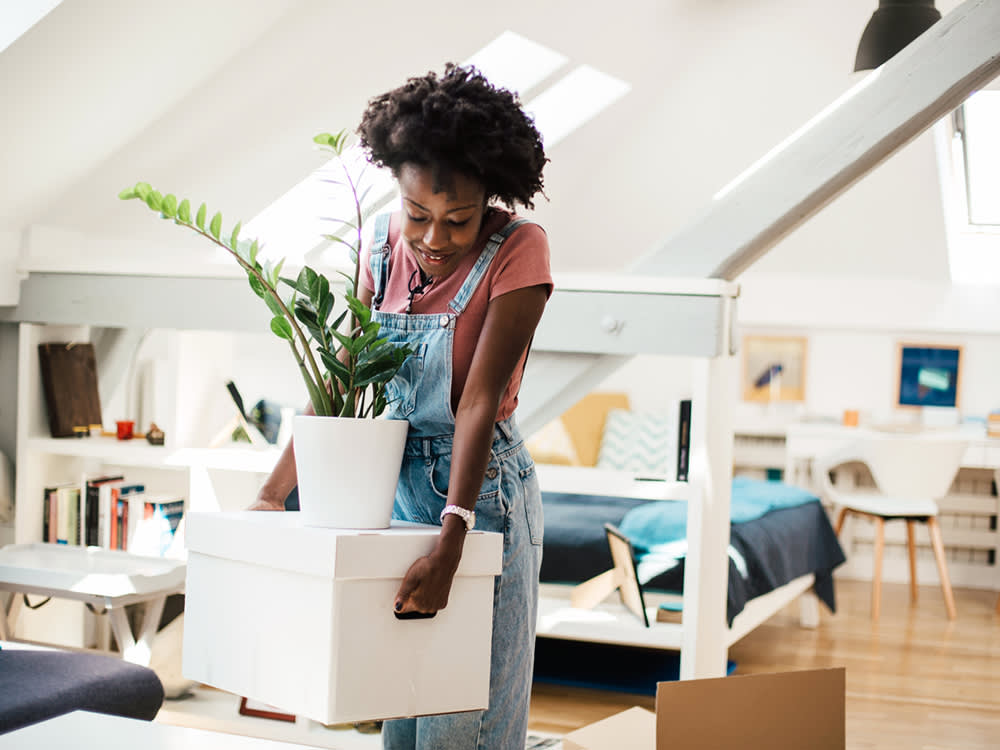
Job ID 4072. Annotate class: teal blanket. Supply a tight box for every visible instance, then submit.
[618,477,819,553]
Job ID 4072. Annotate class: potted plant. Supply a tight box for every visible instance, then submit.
[118,131,413,529]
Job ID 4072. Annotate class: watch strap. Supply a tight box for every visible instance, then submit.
[440,504,475,530]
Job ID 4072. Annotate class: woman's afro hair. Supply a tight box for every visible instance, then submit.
[357,63,548,210]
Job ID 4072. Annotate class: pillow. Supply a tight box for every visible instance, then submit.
[526,418,580,466]
[596,409,672,474]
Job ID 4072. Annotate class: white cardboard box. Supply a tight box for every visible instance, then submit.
[183,511,502,725]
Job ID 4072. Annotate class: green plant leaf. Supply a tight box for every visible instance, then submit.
[248,274,268,300]
[230,221,241,249]
[177,199,191,223]
[319,350,352,385]
[322,233,355,250]
[134,182,152,201]
[270,316,294,341]
[209,212,222,239]
[264,291,285,319]
[145,190,163,212]
[330,329,357,355]
[160,194,178,219]
[196,203,207,230]
[249,239,260,264]
[272,258,285,287]
[118,187,137,200]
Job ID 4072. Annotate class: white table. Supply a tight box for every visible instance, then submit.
[0,543,185,664]
[0,711,320,748]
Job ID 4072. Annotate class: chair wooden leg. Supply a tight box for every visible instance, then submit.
[872,517,885,622]
[906,520,918,604]
[927,517,957,620]
[834,507,849,536]
[995,591,1000,615]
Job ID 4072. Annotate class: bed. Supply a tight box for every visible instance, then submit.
[538,476,845,628]
[531,464,846,672]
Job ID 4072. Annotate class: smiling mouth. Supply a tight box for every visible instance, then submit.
[417,248,450,265]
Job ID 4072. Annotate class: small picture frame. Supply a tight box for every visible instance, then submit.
[741,335,808,403]
[604,523,649,627]
[238,696,296,723]
[895,343,962,409]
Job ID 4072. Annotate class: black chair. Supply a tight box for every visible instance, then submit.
[0,648,164,734]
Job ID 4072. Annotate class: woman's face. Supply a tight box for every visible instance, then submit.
[397,162,487,279]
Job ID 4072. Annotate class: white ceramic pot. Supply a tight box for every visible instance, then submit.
[292,415,409,529]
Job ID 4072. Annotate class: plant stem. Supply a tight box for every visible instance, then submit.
[184,221,332,416]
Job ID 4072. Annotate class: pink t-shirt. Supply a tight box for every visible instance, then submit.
[360,208,552,422]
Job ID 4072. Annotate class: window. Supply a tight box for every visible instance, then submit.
[956,90,1000,227]
[933,89,1000,285]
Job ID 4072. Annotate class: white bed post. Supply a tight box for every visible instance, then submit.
[679,304,737,680]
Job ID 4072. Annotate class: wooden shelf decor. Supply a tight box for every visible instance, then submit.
[37,342,103,438]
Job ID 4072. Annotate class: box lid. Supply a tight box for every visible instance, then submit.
[562,706,655,750]
[186,512,502,580]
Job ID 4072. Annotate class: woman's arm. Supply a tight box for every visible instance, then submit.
[248,286,377,511]
[394,283,548,614]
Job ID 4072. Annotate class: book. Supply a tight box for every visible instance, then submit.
[111,483,145,551]
[37,342,103,438]
[83,474,124,547]
[676,399,692,482]
[56,486,80,545]
[42,482,75,543]
[129,495,185,557]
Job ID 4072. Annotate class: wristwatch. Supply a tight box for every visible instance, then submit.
[440,504,476,531]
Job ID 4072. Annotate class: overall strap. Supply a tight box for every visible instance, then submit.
[449,218,534,315]
[369,212,393,310]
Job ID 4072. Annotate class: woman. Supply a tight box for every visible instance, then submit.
[252,64,551,749]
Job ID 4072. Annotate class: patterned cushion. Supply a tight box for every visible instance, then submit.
[596,409,673,474]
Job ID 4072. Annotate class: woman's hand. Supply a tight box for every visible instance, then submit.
[394,540,463,615]
[247,490,286,512]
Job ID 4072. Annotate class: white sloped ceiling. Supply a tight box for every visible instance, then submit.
[0,0,966,284]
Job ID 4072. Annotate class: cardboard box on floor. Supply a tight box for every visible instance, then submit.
[562,667,845,750]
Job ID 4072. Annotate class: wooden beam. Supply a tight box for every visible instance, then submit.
[631,0,1000,281]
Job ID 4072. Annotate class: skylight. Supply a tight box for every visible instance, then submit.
[961,90,1000,226]
[243,32,630,273]
[0,0,63,55]
[463,30,568,96]
[524,65,631,149]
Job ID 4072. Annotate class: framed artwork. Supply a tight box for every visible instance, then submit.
[895,343,962,409]
[741,335,807,403]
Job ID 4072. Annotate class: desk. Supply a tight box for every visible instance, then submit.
[784,422,1000,486]
[0,711,321,749]
[0,544,185,665]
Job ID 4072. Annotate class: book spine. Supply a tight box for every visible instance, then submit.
[676,399,692,482]
[85,481,100,547]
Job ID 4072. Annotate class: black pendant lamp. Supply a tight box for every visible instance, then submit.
[854,0,942,72]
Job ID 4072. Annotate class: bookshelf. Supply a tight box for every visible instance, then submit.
[12,323,280,648]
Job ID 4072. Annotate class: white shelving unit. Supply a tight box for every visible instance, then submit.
[11,323,280,647]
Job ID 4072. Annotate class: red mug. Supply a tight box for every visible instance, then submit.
[116,420,135,440]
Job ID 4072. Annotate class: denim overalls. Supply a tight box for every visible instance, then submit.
[369,212,544,750]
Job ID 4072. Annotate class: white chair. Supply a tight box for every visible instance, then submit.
[815,432,967,622]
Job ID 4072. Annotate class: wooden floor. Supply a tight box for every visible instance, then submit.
[528,579,1000,749]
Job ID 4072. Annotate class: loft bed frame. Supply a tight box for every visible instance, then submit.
[520,274,820,681]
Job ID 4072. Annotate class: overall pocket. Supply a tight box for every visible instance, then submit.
[384,342,426,418]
